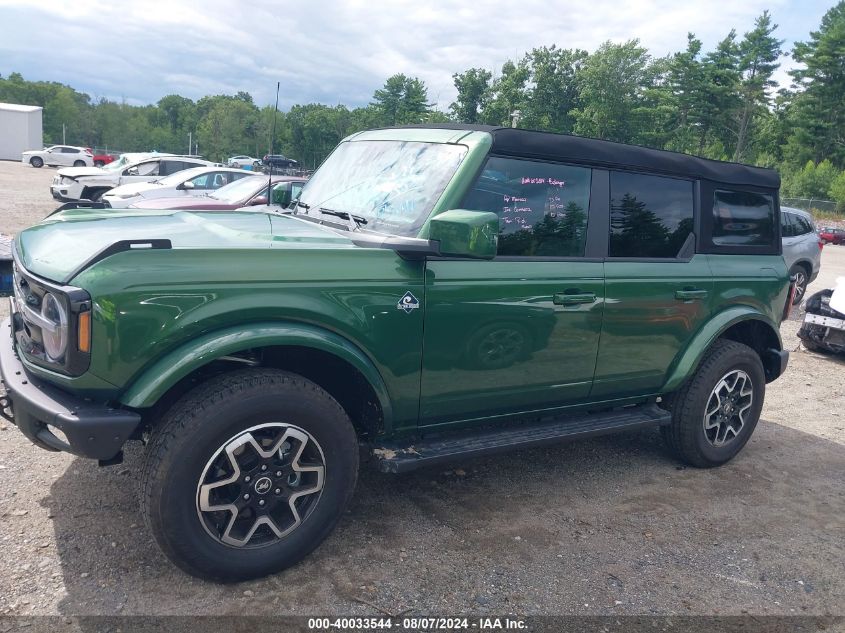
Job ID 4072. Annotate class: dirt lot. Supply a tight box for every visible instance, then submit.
[0,160,843,618]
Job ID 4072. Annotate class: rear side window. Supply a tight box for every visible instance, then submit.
[781,212,796,238]
[609,172,694,258]
[713,190,775,246]
[793,214,813,235]
[461,156,591,257]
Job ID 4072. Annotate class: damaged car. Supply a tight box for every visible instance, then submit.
[798,279,845,354]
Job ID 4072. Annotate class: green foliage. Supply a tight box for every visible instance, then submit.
[570,40,651,143]
[830,171,845,212]
[450,68,492,123]
[371,74,433,126]
[785,1,845,167]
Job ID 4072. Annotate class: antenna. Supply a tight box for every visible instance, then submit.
[268,81,280,204]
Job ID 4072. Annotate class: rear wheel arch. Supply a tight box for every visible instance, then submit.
[662,311,783,393]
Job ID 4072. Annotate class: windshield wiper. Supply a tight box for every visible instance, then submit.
[318,207,368,232]
[291,200,310,214]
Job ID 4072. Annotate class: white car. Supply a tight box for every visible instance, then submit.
[22,145,93,168]
[227,155,260,169]
[102,166,252,208]
[51,154,213,202]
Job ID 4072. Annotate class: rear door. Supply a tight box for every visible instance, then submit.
[592,171,711,398]
[419,156,606,428]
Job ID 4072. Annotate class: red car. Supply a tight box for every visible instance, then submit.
[819,227,845,245]
[127,175,306,211]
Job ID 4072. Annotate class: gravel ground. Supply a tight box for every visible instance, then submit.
[0,160,843,618]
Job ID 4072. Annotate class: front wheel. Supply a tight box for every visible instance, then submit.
[661,340,765,467]
[140,368,359,581]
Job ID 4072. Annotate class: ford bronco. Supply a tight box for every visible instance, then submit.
[0,125,792,581]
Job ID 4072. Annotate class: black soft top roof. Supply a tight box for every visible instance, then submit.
[398,124,780,189]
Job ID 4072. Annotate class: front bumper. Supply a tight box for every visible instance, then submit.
[0,317,140,460]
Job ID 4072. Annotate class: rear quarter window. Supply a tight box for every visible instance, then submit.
[712,190,775,247]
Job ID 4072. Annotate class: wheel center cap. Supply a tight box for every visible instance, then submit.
[253,476,273,495]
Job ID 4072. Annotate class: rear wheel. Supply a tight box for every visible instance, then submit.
[29,156,43,168]
[140,368,359,582]
[661,339,765,467]
[73,160,86,167]
[94,160,105,167]
[789,264,809,305]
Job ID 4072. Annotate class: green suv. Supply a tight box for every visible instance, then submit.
[0,125,792,581]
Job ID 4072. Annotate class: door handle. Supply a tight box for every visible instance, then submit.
[553,292,596,306]
[675,288,708,301]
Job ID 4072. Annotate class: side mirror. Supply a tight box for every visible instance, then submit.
[178,181,195,190]
[249,196,268,206]
[428,209,499,259]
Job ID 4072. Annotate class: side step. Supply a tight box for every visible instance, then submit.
[373,403,671,474]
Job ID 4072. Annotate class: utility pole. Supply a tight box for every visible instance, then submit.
[188,132,192,156]
[510,110,521,128]
[62,123,66,144]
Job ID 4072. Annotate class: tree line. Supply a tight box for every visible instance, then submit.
[1,2,844,208]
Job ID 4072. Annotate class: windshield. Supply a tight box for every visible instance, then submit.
[297,140,467,236]
[210,175,265,203]
[103,156,134,172]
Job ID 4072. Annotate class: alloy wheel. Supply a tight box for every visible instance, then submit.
[196,423,325,548]
[703,369,754,447]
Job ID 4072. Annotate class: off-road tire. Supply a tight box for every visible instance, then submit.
[29,156,43,168]
[139,368,359,582]
[661,339,765,468]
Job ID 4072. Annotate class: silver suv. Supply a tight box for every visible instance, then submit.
[781,206,822,304]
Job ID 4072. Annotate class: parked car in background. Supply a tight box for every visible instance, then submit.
[262,154,298,170]
[128,175,306,211]
[51,154,213,202]
[798,278,845,354]
[102,166,252,208]
[227,155,260,169]
[21,145,93,168]
[781,206,822,304]
[92,153,116,167]
[819,226,845,245]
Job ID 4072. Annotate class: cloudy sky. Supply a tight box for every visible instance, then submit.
[0,0,834,111]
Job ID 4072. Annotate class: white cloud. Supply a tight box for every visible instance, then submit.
[0,0,830,110]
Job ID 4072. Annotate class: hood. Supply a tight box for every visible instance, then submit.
[56,166,107,178]
[104,181,159,197]
[15,210,355,284]
[129,195,237,210]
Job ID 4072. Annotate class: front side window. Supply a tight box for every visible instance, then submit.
[297,140,467,236]
[127,161,160,177]
[461,157,591,257]
[610,172,694,258]
[713,190,775,246]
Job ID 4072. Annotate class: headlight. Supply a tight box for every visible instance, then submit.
[40,292,68,361]
[61,176,75,185]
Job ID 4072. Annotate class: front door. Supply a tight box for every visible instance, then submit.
[419,156,605,428]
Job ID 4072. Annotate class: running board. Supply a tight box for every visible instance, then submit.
[373,403,671,474]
